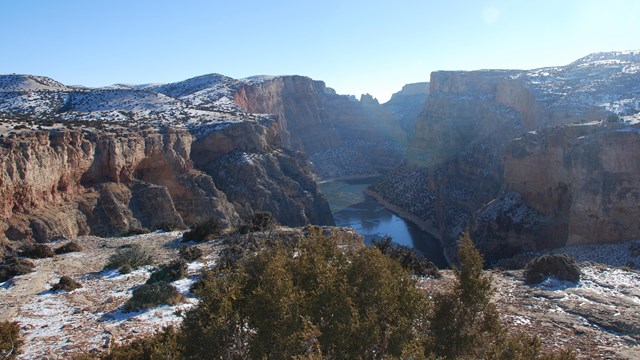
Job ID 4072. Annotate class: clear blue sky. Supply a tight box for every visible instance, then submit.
[1,0,638,102]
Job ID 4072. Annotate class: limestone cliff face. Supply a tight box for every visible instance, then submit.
[382,82,429,142]
[0,127,235,244]
[234,76,407,178]
[371,51,640,262]
[191,120,334,227]
[475,123,640,260]
[0,120,333,250]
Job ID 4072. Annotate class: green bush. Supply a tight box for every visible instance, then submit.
[237,211,278,234]
[96,326,182,360]
[0,320,22,359]
[146,260,188,284]
[428,231,502,359]
[52,275,82,292]
[22,244,55,259]
[428,232,577,359]
[0,256,35,282]
[54,241,83,255]
[183,227,426,359]
[178,245,203,262]
[101,230,576,359]
[124,282,185,312]
[104,244,154,271]
[182,218,224,242]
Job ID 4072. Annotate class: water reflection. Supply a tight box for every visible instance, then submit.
[320,178,448,268]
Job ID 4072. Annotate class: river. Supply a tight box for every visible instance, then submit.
[320,177,448,268]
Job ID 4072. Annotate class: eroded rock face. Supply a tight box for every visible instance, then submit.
[234,76,408,178]
[0,121,333,249]
[370,51,640,262]
[192,121,334,227]
[382,82,429,143]
[476,123,640,258]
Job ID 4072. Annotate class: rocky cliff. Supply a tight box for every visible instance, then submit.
[382,82,429,143]
[0,74,336,255]
[369,50,640,263]
[475,121,640,260]
[234,76,408,179]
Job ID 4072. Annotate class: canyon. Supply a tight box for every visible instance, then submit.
[2,50,640,359]
[1,50,640,266]
[0,72,425,256]
[368,50,640,263]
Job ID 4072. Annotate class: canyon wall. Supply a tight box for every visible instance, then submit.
[0,120,333,254]
[382,82,429,143]
[369,51,640,263]
[234,76,408,179]
[475,123,640,260]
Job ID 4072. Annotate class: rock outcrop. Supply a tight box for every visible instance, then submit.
[233,76,408,178]
[0,120,333,252]
[382,82,429,142]
[369,50,640,263]
[475,122,640,260]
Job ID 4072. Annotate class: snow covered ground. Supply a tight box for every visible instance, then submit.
[0,231,222,359]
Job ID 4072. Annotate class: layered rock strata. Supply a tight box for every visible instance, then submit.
[475,122,640,261]
[0,120,333,253]
[382,82,429,143]
[234,76,408,178]
[369,51,640,263]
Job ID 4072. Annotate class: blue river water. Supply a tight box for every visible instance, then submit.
[320,177,448,268]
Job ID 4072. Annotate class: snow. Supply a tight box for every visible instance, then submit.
[0,71,281,137]
[9,243,216,359]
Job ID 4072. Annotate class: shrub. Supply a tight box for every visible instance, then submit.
[524,254,581,284]
[102,230,576,359]
[118,264,132,274]
[51,275,82,292]
[183,227,426,359]
[428,231,502,359]
[372,237,440,277]
[0,256,35,282]
[0,320,22,359]
[146,260,188,284]
[124,282,185,312]
[104,244,154,271]
[237,211,278,234]
[22,244,55,259]
[97,326,182,360]
[182,218,224,242]
[54,241,82,255]
[178,246,203,262]
[119,228,150,237]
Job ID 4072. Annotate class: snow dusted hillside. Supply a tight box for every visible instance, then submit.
[0,74,69,92]
[512,50,640,115]
[0,73,276,137]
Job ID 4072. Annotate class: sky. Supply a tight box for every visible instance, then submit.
[1,0,639,102]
